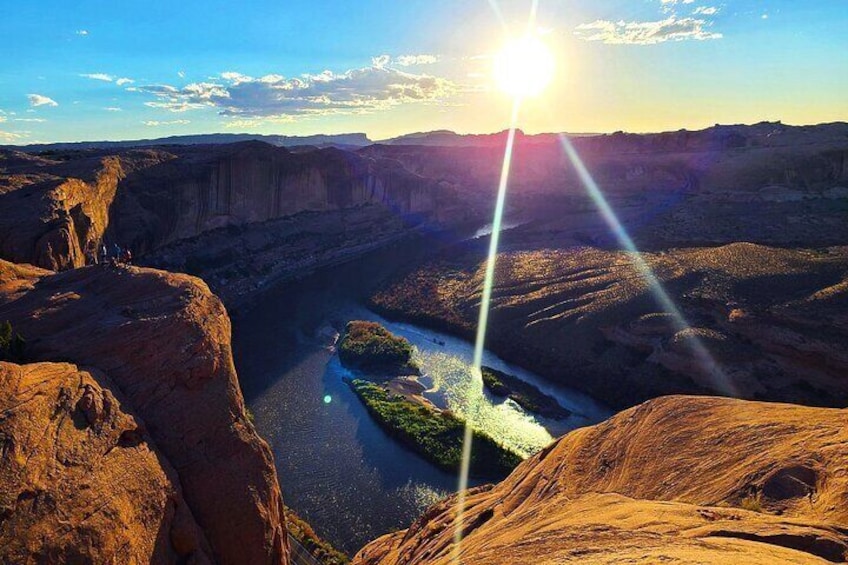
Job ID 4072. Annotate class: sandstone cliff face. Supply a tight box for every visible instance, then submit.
[0,149,171,271]
[0,361,214,564]
[0,260,288,565]
[0,143,454,272]
[372,243,848,410]
[354,396,848,564]
[107,143,447,254]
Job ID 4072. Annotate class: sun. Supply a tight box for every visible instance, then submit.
[493,35,555,98]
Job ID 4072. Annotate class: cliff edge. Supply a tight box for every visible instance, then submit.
[0,260,288,564]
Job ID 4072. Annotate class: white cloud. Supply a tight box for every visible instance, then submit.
[75,29,89,36]
[143,119,191,126]
[762,13,769,19]
[14,118,47,123]
[371,54,439,68]
[116,77,135,86]
[0,130,25,142]
[28,94,58,107]
[574,16,722,44]
[178,70,186,78]
[132,60,455,119]
[694,6,718,15]
[80,73,115,82]
[104,107,122,112]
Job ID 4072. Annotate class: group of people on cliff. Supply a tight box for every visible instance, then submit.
[85,243,132,266]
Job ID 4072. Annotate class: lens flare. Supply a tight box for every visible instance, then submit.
[452,97,522,562]
[557,134,736,397]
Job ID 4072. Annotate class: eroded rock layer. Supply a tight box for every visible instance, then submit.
[354,396,848,565]
[373,243,848,409]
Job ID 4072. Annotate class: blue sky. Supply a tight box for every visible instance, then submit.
[1,0,846,143]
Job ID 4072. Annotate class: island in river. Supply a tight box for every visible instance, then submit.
[339,321,522,480]
[481,366,571,420]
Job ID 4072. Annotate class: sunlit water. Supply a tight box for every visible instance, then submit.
[233,275,610,555]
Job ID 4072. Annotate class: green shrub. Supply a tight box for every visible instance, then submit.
[740,493,763,513]
[0,321,25,363]
[284,506,350,565]
[480,366,570,420]
[347,379,521,479]
[338,321,418,375]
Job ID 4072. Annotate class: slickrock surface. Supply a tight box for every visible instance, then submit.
[0,361,214,563]
[373,243,848,409]
[354,396,848,564]
[0,260,288,564]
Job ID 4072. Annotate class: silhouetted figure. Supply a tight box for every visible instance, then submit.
[100,244,108,265]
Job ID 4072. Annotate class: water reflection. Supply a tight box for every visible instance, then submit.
[236,300,610,555]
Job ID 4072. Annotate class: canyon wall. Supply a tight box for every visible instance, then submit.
[372,243,848,410]
[0,142,455,271]
[0,260,289,564]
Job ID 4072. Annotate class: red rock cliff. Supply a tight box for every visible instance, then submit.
[0,260,289,564]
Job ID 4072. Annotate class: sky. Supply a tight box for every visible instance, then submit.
[1,0,846,144]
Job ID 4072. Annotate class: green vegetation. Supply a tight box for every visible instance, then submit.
[338,321,418,375]
[0,321,25,363]
[347,379,522,479]
[481,366,570,420]
[284,506,350,565]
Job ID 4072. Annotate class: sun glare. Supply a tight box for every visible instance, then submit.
[493,35,555,98]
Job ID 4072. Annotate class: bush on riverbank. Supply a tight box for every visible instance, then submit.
[284,506,350,565]
[0,321,25,363]
[347,379,522,479]
[338,321,419,375]
[481,366,570,420]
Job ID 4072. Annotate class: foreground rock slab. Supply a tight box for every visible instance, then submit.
[354,395,848,564]
[0,361,214,563]
[0,261,288,565]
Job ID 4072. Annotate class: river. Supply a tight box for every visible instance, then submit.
[232,238,611,555]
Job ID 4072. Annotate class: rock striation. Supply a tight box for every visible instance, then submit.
[0,260,288,564]
[372,243,848,410]
[0,361,214,563]
[354,395,848,564]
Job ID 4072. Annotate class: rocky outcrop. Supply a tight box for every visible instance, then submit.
[0,149,171,271]
[0,361,214,563]
[372,243,848,410]
[0,260,288,564]
[354,395,848,564]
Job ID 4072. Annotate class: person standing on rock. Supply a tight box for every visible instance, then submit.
[100,244,108,265]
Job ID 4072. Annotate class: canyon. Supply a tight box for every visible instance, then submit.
[0,122,846,564]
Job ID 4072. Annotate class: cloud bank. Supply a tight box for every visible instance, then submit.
[131,60,454,120]
[574,15,722,44]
